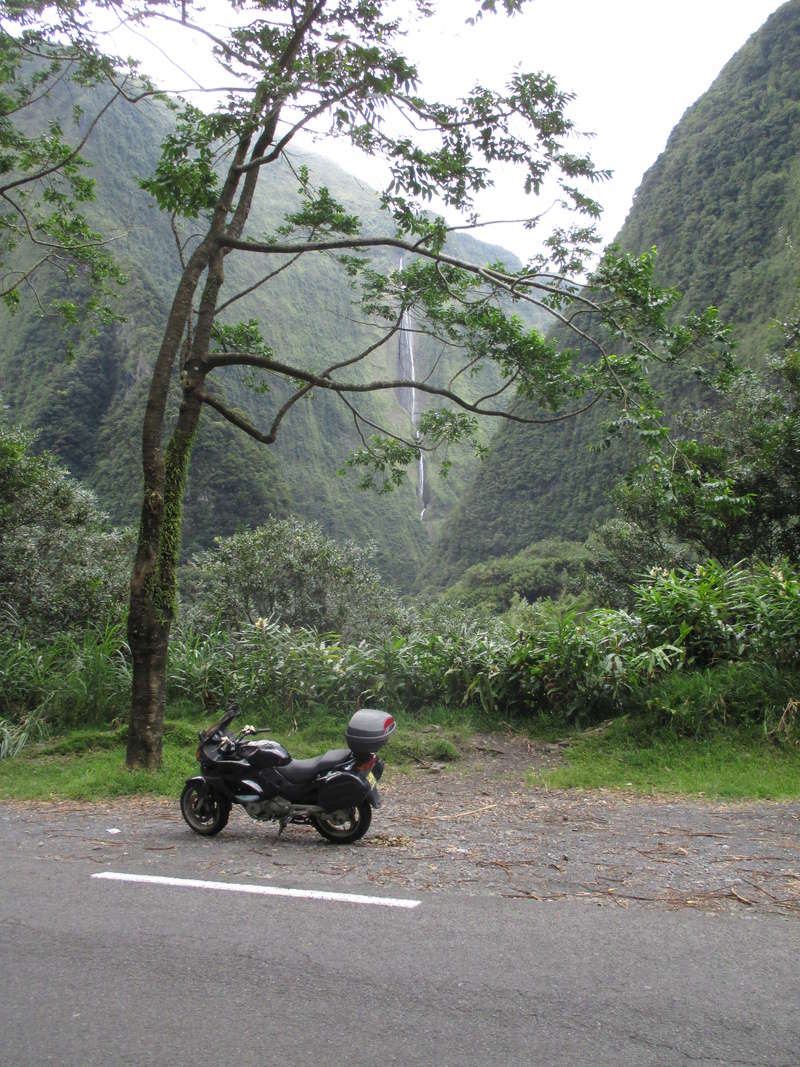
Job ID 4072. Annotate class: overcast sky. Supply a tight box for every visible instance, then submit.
[114,0,788,260]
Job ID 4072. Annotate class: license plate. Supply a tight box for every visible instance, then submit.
[366,771,377,788]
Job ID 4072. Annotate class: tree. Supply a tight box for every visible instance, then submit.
[55,0,732,769]
[0,417,133,634]
[182,516,403,640]
[589,308,800,604]
[0,1,141,337]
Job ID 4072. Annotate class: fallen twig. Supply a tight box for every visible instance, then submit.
[655,828,730,838]
[423,803,498,821]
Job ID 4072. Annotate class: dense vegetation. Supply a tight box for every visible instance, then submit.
[2,425,797,757]
[2,376,799,789]
[0,420,132,636]
[3,550,799,757]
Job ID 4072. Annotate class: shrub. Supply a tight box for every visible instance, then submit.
[181,517,406,641]
[0,422,133,637]
[0,622,130,737]
[635,559,800,666]
[3,560,798,752]
[625,662,800,739]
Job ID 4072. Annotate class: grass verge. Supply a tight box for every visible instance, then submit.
[529,718,800,800]
[0,704,495,802]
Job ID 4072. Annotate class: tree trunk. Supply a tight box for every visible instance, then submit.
[126,615,170,770]
[125,190,233,770]
[126,377,205,770]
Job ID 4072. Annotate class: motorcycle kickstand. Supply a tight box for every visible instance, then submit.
[277,814,290,837]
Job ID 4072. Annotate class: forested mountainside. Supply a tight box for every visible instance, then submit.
[425,0,800,588]
[0,77,522,588]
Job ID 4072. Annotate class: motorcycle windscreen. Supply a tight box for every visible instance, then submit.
[317,771,371,813]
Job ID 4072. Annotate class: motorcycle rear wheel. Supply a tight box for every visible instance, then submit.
[180,782,231,836]
[311,801,372,844]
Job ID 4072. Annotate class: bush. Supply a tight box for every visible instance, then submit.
[181,516,406,641]
[3,560,798,752]
[0,422,133,637]
[625,662,800,739]
[0,622,130,735]
[635,559,800,666]
[441,539,591,612]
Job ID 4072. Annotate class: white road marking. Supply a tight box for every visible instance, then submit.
[92,871,421,909]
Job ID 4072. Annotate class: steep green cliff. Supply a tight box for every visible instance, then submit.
[426,0,800,587]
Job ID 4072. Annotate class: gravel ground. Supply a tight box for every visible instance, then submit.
[4,734,799,916]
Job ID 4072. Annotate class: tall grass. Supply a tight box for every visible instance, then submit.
[0,621,130,733]
[0,708,48,758]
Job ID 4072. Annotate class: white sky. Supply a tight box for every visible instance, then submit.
[112,0,788,260]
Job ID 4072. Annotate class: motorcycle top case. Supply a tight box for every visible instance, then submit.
[345,709,396,754]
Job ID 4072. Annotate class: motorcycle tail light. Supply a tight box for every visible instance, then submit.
[384,716,395,730]
[355,754,377,772]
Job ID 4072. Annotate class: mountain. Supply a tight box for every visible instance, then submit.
[425,0,800,588]
[0,76,524,589]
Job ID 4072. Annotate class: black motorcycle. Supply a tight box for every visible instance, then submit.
[180,706,395,844]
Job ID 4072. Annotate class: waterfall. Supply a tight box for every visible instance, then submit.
[396,278,429,521]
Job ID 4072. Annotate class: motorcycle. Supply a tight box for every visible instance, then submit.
[180,706,396,844]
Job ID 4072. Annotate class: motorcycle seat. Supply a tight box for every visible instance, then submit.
[279,748,352,783]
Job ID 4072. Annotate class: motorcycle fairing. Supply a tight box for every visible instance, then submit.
[237,739,291,768]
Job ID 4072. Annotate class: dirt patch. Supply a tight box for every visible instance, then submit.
[4,733,800,916]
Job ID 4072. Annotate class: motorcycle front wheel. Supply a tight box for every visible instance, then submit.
[311,801,372,844]
[180,782,231,836]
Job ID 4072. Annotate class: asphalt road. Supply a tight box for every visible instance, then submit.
[2,842,799,1067]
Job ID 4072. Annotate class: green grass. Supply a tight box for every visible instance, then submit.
[529,719,800,800]
[0,737,196,800]
[0,705,482,801]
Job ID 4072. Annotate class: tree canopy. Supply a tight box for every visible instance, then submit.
[589,307,800,604]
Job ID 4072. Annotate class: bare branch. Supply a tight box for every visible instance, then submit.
[235,86,360,175]
[320,312,405,377]
[0,254,53,297]
[169,212,188,271]
[218,232,603,314]
[138,12,256,74]
[338,392,424,451]
[199,390,276,444]
[215,249,306,314]
[266,381,314,439]
[447,351,484,391]
[473,372,520,406]
[115,84,259,103]
[0,59,75,115]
